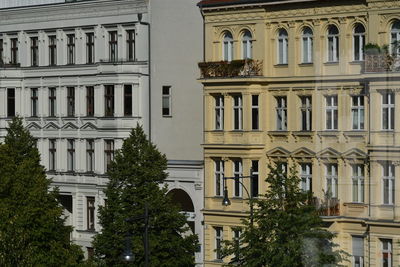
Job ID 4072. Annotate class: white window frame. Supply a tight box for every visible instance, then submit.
[327,25,339,62]
[381,239,392,267]
[251,95,259,130]
[223,32,233,61]
[162,86,172,117]
[352,164,364,203]
[300,96,312,131]
[352,95,365,130]
[232,95,243,130]
[326,164,338,198]
[353,24,365,61]
[233,160,243,197]
[325,95,338,130]
[302,27,313,63]
[67,139,75,172]
[215,95,224,130]
[276,96,287,131]
[391,21,400,56]
[300,163,312,192]
[215,160,224,196]
[382,92,394,130]
[352,236,364,267]
[86,139,95,173]
[382,163,395,205]
[242,30,252,59]
[277,29,288,64]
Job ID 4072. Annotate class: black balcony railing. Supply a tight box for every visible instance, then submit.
[198,59,262,78]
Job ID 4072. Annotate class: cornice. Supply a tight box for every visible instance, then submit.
[0,0,147,26]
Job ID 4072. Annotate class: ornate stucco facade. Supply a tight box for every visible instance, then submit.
[198,0,400,266]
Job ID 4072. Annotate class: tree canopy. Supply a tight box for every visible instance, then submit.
[93,125,198,267]
[221,162,347,267]
[0,117,84,266]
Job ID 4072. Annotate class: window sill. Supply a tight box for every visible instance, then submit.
[292,130,314,136]
[162,115,172,118]
[324,62,339,65]
[268,130,289,136]
[349,61,364,65]
[298,62,313,66]
[317,131,339,137]
[274,64,288,68]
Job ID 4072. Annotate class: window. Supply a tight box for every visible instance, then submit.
[223,31,233,61]
[215,95,224,130]
[67,139,75,172]
[353,24,365,61]
[301,163,312,192]
[252,95,259,130]
[391,21,400,56]
[215,227,223,260]
[242,30,252,59]
[49,139,56,171]
[382,162,395,205]
[381,239,392,267]
[352,96,364,130]
[233,160,243,197]
[352,236,364,267]
[86,86,94,117]
[0,39,3,64]
[251,160,259,198]
[352,164,364,203]
[86,33,94,64]
[10,38,18,65]
[67,87,75,117]
[49,35,57,65]
[109,31,118,62]
[87,197,95,231]
[302,27,313,63]
[104,85,114,117]
[30,37,38,66]
[326,95,338,130]
[67,34,75,65]
[214,160,224,196]
[162,86,171,116]
[233,229,241,262]
[127,30,135,61]
[327,25,339,62]
[49,88,56,117]
[7,88,15,117]
[233,95,243,130]
[300,96,312,131]
[382,92,394,130]
[86,139,95,173]
[104,140,114,172]
[326,164,338,198]
[276,96,287,130]
[278,29,288,64]
[124,85,132,116]
[31,88,38,117]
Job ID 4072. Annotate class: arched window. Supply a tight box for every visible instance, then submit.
[223,31,233,61]
[242,30,252,59]
[391,21,400,56]
[327,25,339,62]
[353,24,365,61]
[302,27,313,63]
[277,29,288,64]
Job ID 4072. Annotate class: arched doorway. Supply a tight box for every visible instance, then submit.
[167,189,195,233]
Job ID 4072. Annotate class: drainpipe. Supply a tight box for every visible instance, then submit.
[366,80,371,267]
[138,13,151,141]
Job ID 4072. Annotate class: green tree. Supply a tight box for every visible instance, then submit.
[92,125,198,267]
[0,117,84,266]
[221,162,347,267]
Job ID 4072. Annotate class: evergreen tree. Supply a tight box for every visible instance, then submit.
[221,162,347,267]
[93,125,198,267]
[0,117,84,266]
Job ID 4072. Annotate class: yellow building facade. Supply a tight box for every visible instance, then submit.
[198,0,400,266]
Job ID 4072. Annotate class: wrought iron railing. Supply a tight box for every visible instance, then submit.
[198,59,262,78]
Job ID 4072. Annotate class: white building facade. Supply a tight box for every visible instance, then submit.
[0,0,204,265]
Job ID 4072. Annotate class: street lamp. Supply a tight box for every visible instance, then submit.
[222,168,255,226]
[122,204,150,266]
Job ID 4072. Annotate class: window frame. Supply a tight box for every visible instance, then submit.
[223,31,233,62]
[215,95,224,130]
[86,32,95,64]
[351,95,365,130]
[67,139,75,172]
[86,139,95,173]
[30,36,39,67]
[162,86,172,117]
[300,163,312,192]
[67,87,75,117]
[86,197,95,231]
[353,24,365,61]
[251,160,259,198]
[215,227,223,260]
[382,162,395,205]
[276,96,287,131]
[10,38,18,65]
[86,86,94,117]
[67,34,75,65]
[49,139,56,171]
[381,239,392,267]
[31,88,38,117]
[302,27,313,63]
[390,20,400,56]
[325,95,338,130]
[104,140,114,173]
[232,94,243,130]
[104,85,115,117]
[127,29,135,61]
[7,88,15,117]
[352,164,365,203]
[382,92,395,131]
[233,160,243,198]
[49,87,56,117]
[214,160,224,197]
[277,29,288,64]
[109,31,118,62]
[242,30,252,59]
[251,95,259,130]
[300,96,312,131]
[327,25,339,62]
[48,35,57,66]
[326,163,338,198]
[124,85,133,116]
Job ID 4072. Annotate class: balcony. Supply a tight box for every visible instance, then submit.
[198,59,262,78]
[364,52,400,73]
[312,197,340,217]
